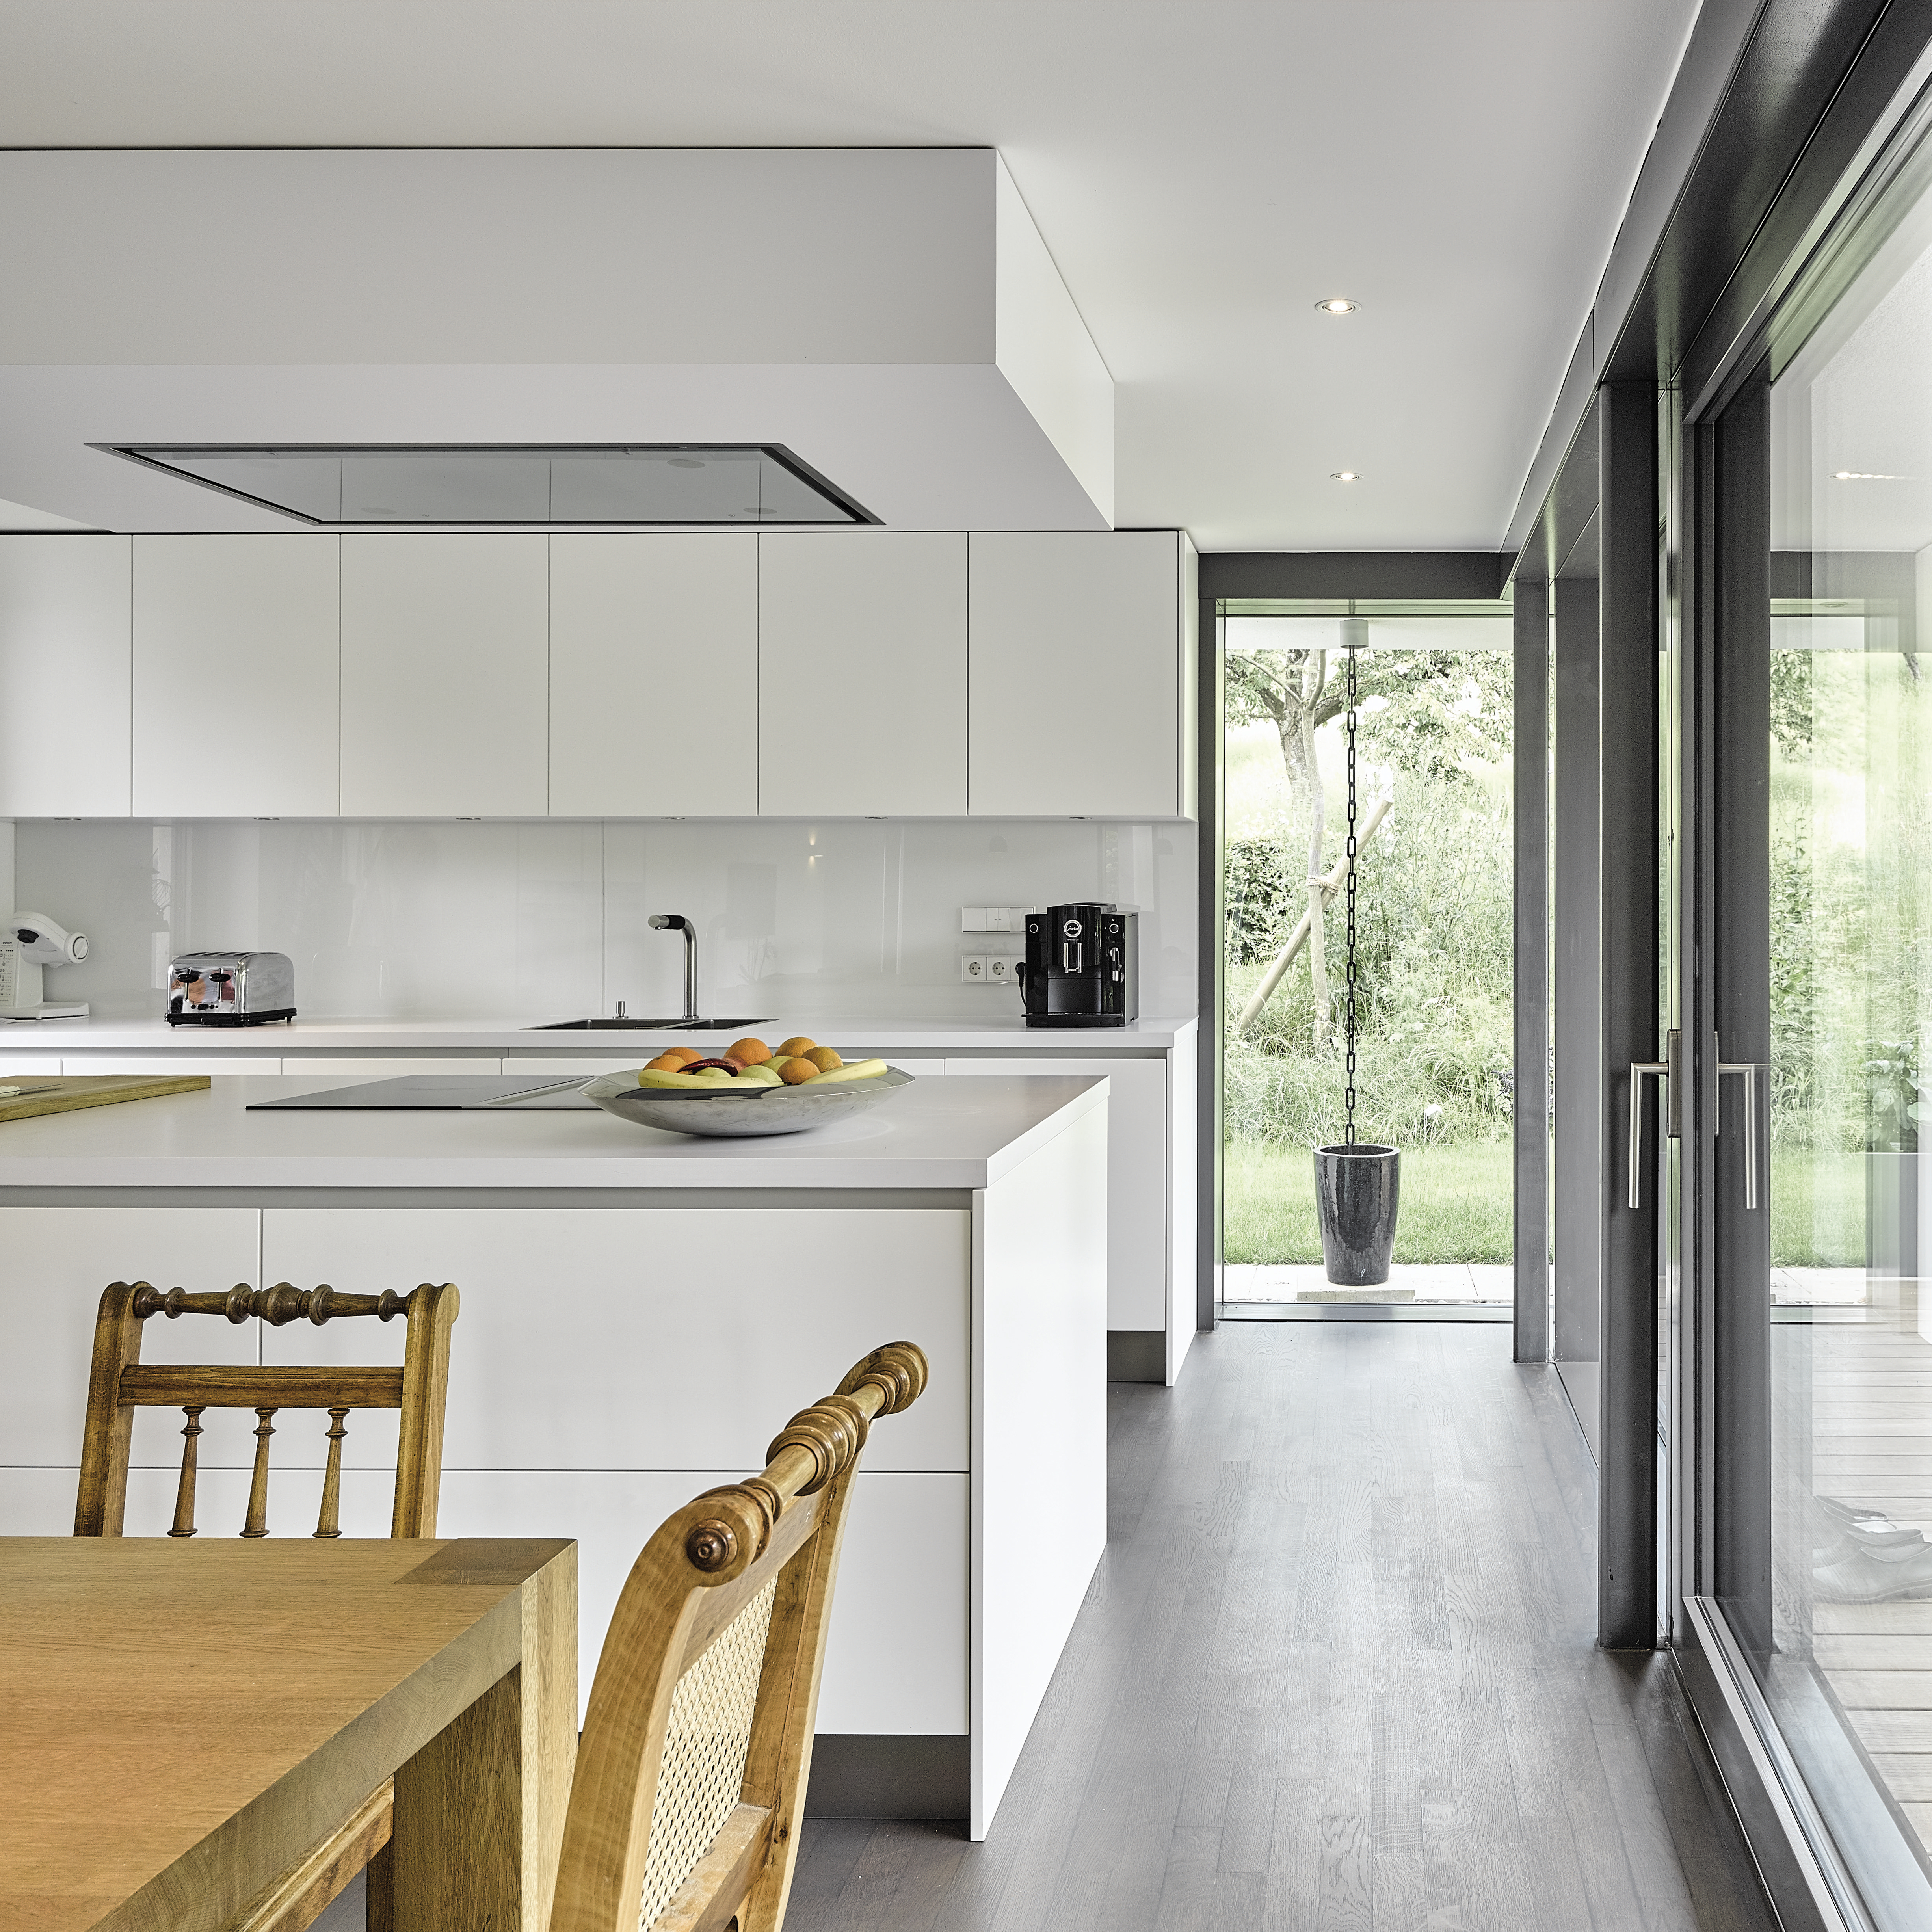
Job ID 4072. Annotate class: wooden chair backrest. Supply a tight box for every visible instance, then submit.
[549,1340,929,1932]
[74,1279,459,1540]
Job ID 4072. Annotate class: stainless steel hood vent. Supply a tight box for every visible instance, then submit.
[100,444,877,526]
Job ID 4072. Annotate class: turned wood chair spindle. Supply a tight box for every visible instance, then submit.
[546,1338,929,1932]
[168,1406,205,1538]
[73,1277,462,1932]
[75,1278,459,1543]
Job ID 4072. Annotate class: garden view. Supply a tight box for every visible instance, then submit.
[1222,610,1515,1281]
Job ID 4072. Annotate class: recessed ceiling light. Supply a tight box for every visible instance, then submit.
[1316,298,1359,315]
[1832,470,1904,480]
[1331,471,1362,483]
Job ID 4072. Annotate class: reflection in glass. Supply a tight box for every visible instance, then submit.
[1757,170,1929,1918]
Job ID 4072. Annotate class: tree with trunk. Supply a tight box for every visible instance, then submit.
[1226,642,1513,1033]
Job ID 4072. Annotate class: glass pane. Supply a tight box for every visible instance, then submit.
[1220,607,1515,1307]
[1758,170,1930,1918]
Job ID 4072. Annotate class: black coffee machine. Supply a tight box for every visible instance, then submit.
[1018,903,1138,1027]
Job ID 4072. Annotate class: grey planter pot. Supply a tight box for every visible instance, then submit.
[1314,1143,1401,1286]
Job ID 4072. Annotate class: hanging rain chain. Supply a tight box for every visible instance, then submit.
[1343,625,1359,1146]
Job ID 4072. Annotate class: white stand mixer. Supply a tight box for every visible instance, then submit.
[0,913,91,1020]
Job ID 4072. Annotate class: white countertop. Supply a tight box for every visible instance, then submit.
[0,1073,1109,1193]
[2,1014,1197,1053]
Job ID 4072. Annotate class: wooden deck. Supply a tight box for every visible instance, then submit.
[1803,1310,1931,1861]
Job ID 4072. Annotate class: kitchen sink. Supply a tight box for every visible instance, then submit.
[532,1017,774,1031]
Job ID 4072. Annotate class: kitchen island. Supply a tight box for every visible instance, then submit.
[0,1071,1109,1839]
[3,1013,1197,1382]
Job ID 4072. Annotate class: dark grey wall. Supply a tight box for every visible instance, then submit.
[1553,569,1603,1456]
[1512,578,1550,1365]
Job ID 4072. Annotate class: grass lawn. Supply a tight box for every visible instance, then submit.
[1225,1137,1871,1269]
[1769,1147,1865,1267]
[1225,1136,1512,1265]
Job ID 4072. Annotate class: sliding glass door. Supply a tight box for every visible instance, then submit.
[1691,108,1929,1929]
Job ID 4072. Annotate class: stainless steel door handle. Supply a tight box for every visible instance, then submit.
[1716,1052,1759,1211]
[1628,1060,1668,1209]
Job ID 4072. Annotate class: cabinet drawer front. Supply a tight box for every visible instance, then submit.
[435,1467,968,1734]
[260,1205,971,1472]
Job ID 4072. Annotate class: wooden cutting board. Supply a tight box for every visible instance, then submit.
[0,1075,211,1123]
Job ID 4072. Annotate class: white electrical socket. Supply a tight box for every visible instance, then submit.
[960,954,989,982]
[987,955,1016,985]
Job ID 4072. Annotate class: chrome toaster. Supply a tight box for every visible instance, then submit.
[165,951,297,1026]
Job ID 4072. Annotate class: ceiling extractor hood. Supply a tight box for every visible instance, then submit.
[96,443,879,526]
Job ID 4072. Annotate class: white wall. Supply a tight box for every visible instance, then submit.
[14,816,1196,1023]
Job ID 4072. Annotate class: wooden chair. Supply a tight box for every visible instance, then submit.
[73,1277,460,1932]
[75,1278,459,1541]
[549,1339,929,1932]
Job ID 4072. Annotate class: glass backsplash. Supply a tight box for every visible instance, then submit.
[9,817,1196,1023]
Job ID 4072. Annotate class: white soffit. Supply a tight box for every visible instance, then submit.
[0,148,1113,533]
[0,0,1699,549]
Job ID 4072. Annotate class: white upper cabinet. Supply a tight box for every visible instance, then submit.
[549,534,757,818]
[757,533,967,816]
[133,536,340,817]
[0,536,131,817]
[968,531,1197,818]
[340,536,549,818]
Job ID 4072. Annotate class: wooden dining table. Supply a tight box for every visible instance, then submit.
[0,1535,578,1932]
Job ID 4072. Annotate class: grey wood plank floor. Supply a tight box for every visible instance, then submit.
[785,1323,1779,1932]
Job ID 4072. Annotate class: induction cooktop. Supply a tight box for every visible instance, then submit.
[248,1075,600,1111]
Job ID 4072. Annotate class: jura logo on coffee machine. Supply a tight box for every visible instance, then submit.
[1017,902,1138,1028]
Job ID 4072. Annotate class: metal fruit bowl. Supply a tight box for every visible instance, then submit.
[581,1065,915,1138]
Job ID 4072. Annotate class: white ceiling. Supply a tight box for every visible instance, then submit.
[0,0,1697,552]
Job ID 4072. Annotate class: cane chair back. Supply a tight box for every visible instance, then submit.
[74,1279,459,1540]
[549,1340,929,1932]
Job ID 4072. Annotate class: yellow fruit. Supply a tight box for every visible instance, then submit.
[725,1036,773,1067]
[637,1067,699,1088]
[778,1057,818,1085]
[803,1046,842,1072]
[775,1036,816,1059]
[733,1064,783,1086]
[809,1058,889,1085]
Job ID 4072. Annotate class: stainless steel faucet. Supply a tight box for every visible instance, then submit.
[648,914,699,1023]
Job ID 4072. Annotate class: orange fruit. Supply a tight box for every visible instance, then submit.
[643,1053,684,1073]
[726,1036,773,1067]
[778,1057,819,1085]
[803,1046,842,1072]
[660,1046,703,1067]
[775,1036,816,1059]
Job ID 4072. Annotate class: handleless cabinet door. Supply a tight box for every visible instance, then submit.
[550,534,757,816]
[0,536,131,816]
[133,536,340,817]
[969,531,1195,818]
[340,535,549,817]
[757,533,967,815]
